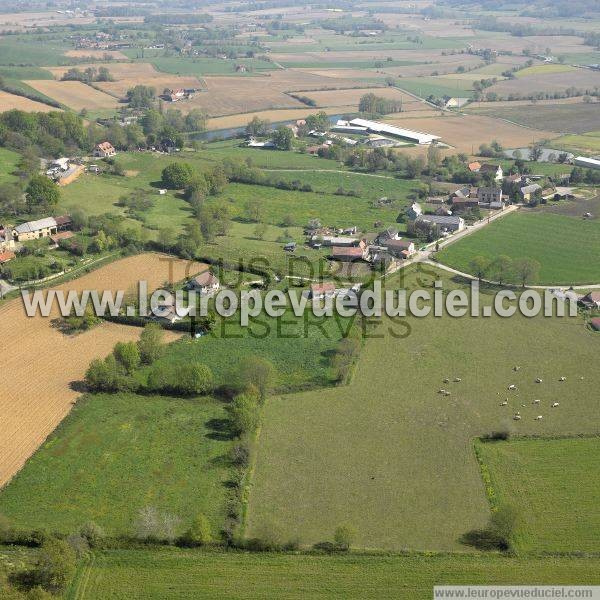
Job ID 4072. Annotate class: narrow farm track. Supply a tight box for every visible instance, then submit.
[0,253,207,488]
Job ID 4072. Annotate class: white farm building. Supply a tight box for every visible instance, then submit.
[348,118,441,145]
[573,156,600,170]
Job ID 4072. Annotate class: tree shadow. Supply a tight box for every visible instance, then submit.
[205,417,235,441]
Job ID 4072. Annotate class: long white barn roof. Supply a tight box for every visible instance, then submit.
[574,156,600,169]
[349,118,441,144]
[14,217,57,234]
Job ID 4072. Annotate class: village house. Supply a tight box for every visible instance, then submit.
[375,227,400,245]
[480,163,503,181]
[406,202,423,221]
[151,293,191,325]
[451,197,479,211]
[468,161,481,173]
[331,242,367,262]
[12,217,58,242]
[520,183,542,203]
[185,271,220,296]
[283,241,297,252]
[477,186,504,208]
[416,214,465,233]
[310,281,336,300]
[0,228,15,252]
[93,141,116,158]
[383,238,416,258]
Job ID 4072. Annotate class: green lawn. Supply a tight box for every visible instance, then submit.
[437,211,600,285]
[477,437,600,553]
[554,131,600,154]
[247,267,600,551]
[0,393,234,537]
[0,148,20,185]
[68,550,600,599]
[0,39,68,66]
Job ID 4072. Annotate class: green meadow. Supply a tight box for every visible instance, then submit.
[477,437,600,553]
[437,211,600,285]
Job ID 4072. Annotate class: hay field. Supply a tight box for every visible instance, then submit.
[0,90,59,112]
[45,61,159,81]
[0,254,207,488]
[489,69,600,97]
[23,80,119,111]
[96,75,205,99]
[179,70,367,116]
[383,113,557,152]
[247,268,600,551]
[206,106,354,130]
[63,49,129,60]
[302,86,430,111]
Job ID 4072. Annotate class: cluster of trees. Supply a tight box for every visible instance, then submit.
[570,166,600,185]
[85,323,166,392]
[61,66,113,83]
[461,504,518,551]
[468,255,541,286]
[358,92,403,116]
[222,157,312,192]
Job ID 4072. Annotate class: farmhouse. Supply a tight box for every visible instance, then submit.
[383,238,416,258]
[445,97,470,109]
[331,243,366,262]
[573,156,600,170]
[185,271,220,295]
[579,292,600,310]
[93,142,116,158]
[311,235,359,247]
[479,164,503,181]
[477,186,504,208]
[452,197,479,211]
[416,214,465,232]
[375,227,400,245]
[468,161,481,173]
[520,183,542,202]
[12,217,58,242]
[348,118,440,145]
[406,202,423,221]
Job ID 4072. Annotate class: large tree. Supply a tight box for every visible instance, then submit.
[25,175,60,209]
[161,162,195,189]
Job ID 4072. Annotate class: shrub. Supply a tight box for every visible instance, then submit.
[113,341,141,375]
[137,322,165,364]
[21,538,77,594]
[227,394,259,437]
[79,521,106,548]
[178,513,212,547]
[147,362,214,396]
[333,524,356,551]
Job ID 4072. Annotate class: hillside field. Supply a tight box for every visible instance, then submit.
[437,211,600,285]
[476,437,600,553]
[67,550,600,599]
[0,394,234,536]
[246,268,600,551]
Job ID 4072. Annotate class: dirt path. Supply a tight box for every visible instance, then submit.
[0,253,207,488]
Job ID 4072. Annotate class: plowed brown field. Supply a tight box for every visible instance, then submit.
[0,254,207,488]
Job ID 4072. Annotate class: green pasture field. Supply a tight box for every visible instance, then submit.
[137,308,355,393]
[0,147,20,184]
[247,267,600,551]
[199,143,343,170]
[127,53,276,76]
[396,77,474,99]
[555,52,600,66]
[0,66,53,80]
[466,103,600,135]
[68,550,600,599]
[207,181,403,230]
[264,169,416,202]
[477,437,600,553]
[0,393,234,536]
[554,131,600,154]
[436,211,600,285]
[515,64,578,78]
[0,39,68,66]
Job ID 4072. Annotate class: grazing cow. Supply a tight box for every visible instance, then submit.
[500,401,508,406]
[508,384,517,391]
[552,402,560,408]
[454,377,462,382]
[536,378,543,383]
[535,415,543,420]
[513,415,521,420]
[559,376,566,381]
[533,399,540,404]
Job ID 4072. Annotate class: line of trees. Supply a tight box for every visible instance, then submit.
[468,255,541,287]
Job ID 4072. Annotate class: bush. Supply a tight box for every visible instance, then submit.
[178,513,212,547]
[113,341,141,375]
[227,394,259,437]
[147,362,214,396]
[79,521,105,548]
[333,525,356,551]
[460,505,517,551]
[482,430,510,441]
[138,322,165,364]
[20,538,77,594]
